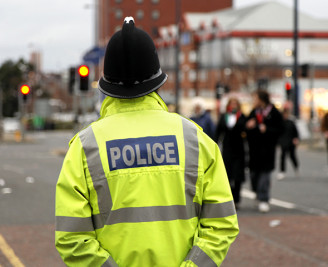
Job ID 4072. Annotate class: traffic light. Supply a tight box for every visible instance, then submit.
[20,84,31,102]
[285,81,292,100]
[68,67,76,94]
[78,65,89,91]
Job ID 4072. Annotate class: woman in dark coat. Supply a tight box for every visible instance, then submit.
[215,97,246,209]
[246,90,283,213]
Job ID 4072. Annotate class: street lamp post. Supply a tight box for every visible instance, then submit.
[293,0,299,118]
[84,0,99,46]
[175,0,181,114]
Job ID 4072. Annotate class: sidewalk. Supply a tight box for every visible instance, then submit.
[223,214,328,267]
[1,215,327,267]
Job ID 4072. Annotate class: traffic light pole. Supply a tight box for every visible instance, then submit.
[174,0,181,114]
[18,90,26,142]
[293,0,299,118]
[73,71,80,134]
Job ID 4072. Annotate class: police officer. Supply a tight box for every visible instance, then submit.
[55,17,239,267]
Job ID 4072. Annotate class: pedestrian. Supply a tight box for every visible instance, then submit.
[190,96,215,139]
[55,17,239,267]
[277,108,300,180]
[245,90,283,213]
[214,97,247,209]
[321,112,328,165]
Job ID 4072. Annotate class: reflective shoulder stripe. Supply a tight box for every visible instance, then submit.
[79,126,112,228]
[181,118,199,215]
[184,246,216,267]
[102,257,119,267]
[56,216,94,232]
[201,200,236,219]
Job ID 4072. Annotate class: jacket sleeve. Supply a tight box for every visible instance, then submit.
[55,136,118,267]
[181,135,239,267]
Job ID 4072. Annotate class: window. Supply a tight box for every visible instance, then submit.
[136,10,144,19]
[151,0,159,4]
[115,9,123,19]
[136,0,143,3]
[188,50,197,63]
[189,70,197,82]
[181,33,191,45]
[115,0,122,3]
[152,10,160,20]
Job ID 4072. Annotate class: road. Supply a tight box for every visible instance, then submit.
[0,131,327,266]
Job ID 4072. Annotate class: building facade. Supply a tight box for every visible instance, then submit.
[97,0,232,46]
[156,2,328,119]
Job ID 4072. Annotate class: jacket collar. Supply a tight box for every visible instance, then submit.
[99,92,168,118]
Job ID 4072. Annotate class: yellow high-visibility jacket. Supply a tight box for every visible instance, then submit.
[55,92,239,267]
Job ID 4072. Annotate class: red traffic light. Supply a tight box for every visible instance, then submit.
[78,65,89,77]
[285,82,292,91]
[20,84,31,95]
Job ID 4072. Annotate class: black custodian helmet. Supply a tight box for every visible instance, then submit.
[98,17,168,99]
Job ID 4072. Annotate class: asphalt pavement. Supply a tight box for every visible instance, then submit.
[0,130,327,267]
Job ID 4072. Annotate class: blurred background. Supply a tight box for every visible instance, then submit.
[0,0,328,266]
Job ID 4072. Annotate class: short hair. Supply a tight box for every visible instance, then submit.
[255,90,270,105]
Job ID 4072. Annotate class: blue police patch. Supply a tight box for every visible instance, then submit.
[106,136,179,171]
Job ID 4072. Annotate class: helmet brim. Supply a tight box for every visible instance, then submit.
[98,72,168,99]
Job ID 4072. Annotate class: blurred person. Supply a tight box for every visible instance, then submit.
[214,97,247,209]
[190,97,215,139]
[246,90,283,213]
[321,112,328,165]
[55,17,238,267]
[277,108,300,180]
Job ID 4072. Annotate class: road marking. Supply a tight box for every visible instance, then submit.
[1,188,12,194]
[25,176,35,184]
[0,234,25,267]
[270,198,296,209]
[241,188,296,209]
[241,188,327,215]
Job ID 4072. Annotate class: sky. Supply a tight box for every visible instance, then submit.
[1,0,328,73]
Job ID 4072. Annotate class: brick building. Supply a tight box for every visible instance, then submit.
[97,0,232,45]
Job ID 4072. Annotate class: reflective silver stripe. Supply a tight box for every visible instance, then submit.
[55,201,236,231]
[56,203,203,232]
[79,126,112,227]
[102,204,201,226]
[182,118,200,217]
[184,246,216,267]
[56,216,94,232]
[201,200,236,219]
[102,257,119,267]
